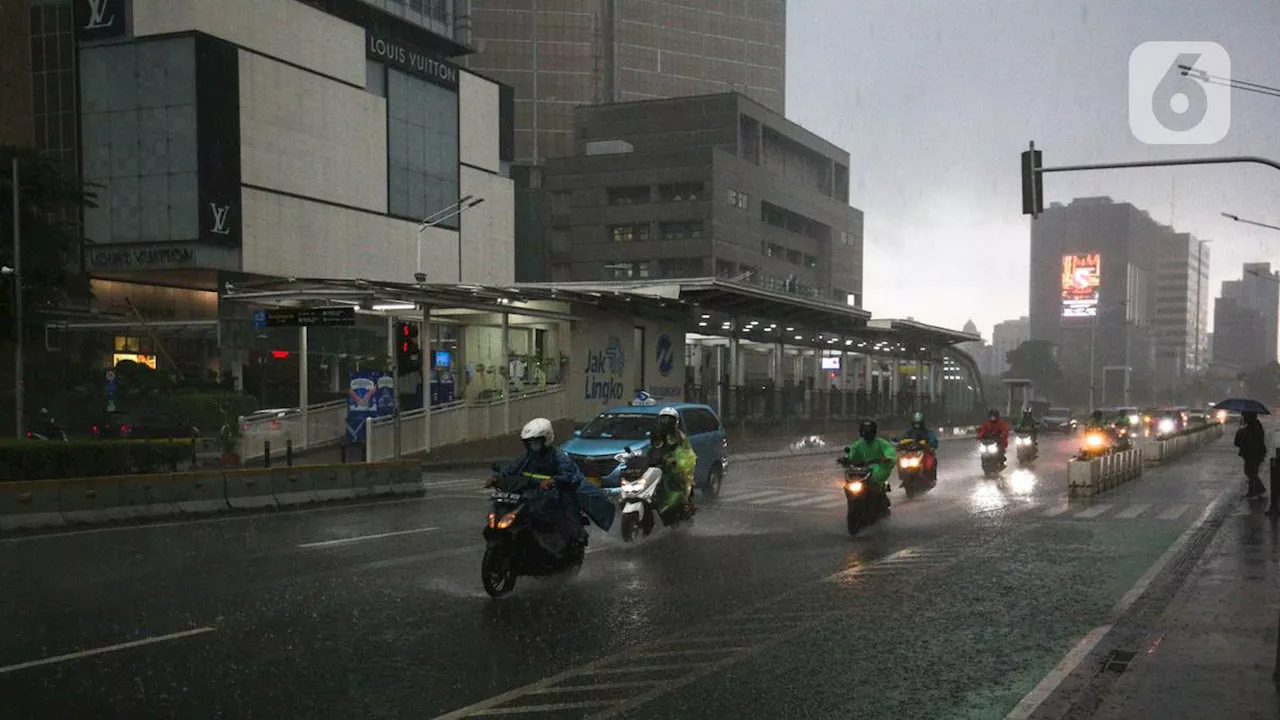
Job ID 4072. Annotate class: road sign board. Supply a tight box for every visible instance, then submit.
[258,307,356,328]
[252,309,268,328]
[105,370,116,382]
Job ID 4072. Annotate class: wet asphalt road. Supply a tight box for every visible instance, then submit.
[0,433,1233,719]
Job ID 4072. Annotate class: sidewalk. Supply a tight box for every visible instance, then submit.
[1090,496,1280,719]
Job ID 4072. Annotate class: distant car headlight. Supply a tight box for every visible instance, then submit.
[1158,418,1176,434]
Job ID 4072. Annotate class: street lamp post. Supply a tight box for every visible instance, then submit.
[415,195,486,283]
[7,157,21,440]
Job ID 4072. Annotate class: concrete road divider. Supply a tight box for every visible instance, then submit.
[0,480,64,531]
[114,473,183,520]
[222,469,280,510]
[1144,423,1223,464]
[171,471,230,514]
[0,460,425,532]
[310,465,356,502]
[1068,448,1145,498]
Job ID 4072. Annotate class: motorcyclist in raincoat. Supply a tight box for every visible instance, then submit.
[844,419,897,510]
[1085,410,1109,430]
[901,411,940,481]
[977,409,1011,465]
[493,418,617,556]
[649,407,697,522]
[1014,408,1039,442]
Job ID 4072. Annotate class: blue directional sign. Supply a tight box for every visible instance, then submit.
[656,334,674,377]
[252,309,268,329]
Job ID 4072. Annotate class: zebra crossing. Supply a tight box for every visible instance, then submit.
[424,475,1204,523]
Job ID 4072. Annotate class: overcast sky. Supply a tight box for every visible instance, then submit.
[786,0,1280,340]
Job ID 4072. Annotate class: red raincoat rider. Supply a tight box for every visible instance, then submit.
[977,409,1011,453]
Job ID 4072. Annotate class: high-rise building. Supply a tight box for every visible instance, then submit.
[466,0,786,164]
[990,316,1030,375]
[1154,232,1210,393]
[530,93,862,303]
[1213,263,1280,370]
[0,0,34,148]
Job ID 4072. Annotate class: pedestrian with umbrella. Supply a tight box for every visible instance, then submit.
[1215,398,1270,499]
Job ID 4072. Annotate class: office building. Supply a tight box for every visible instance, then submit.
[990,316,1029,376]
[0,0,34,148]
[531,93,862,304]
[1213,263,1280,370]
[467,0,786,164]
[1153,232,1210,396]
[7,0,515,380]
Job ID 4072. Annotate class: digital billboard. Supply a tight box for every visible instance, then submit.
[1061,253,1101,318]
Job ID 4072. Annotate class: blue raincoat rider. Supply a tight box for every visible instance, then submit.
[497,418,617,555]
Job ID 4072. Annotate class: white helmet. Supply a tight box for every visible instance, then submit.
[658,407,679,419]
[520,417,554,443]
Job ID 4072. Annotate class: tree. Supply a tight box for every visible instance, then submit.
[0,145,96,328]
[1004,340,1064,398]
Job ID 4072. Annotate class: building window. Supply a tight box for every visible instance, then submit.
[661,221,703,240]
[659,182,704,201]
[786,249,802,265]
[805,254,818,268]
[765,243,783,258]
[611,224,650,243]
[841,231,851,245]
[727,188,738,206]
[603,261,651,280]
[726,187,748,209]
[736,191,749,209]
[658,258,702,278]
[607,185,649,205]
[716,259,736,277]
[387,68,460,226]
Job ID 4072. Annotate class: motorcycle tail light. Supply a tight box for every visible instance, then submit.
[496,512,518,530]
[487,512,497,528]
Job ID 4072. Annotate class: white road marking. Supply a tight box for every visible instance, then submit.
[1042,502,1071,517]
[1074,504,1115,519]
[0,627,215,675]
[1158,503,1191,520]
[531,680,657,693]
[297,526,437,548]
[465,700,612,715]
[1007,497,1224,720]
[778,494,835,508]
[1116,503,1153,519]
[745,491,803,505]
[723,490,790,503]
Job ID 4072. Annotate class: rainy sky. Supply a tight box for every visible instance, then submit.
[787,0,1280,340]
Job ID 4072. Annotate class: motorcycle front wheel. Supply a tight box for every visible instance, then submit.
[481,548,518,598]
[846,497,864,536]
[620,511,641,542]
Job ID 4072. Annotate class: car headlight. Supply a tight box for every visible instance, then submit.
[1158,419,1175,434]
[1128,414,1141,426]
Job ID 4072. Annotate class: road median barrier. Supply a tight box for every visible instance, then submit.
[1068,447,1145,497]
[0,459,429,533]
[1143,423,1223,464]
[0,480,64,531]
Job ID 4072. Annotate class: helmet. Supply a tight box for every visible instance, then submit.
[1022,407,1034,417]
[859,419,878,442]
[988,409,1000,420]
[912,411,924,426]
[657,407,680,435]
[520,418,554,454]
[1092,410,1103,420]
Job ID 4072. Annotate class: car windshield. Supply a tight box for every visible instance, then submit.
[1046,408,1070,418]
[579,413,658,440]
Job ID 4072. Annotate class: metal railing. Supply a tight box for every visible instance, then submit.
[238,399,348,461]
[681,384,984,426]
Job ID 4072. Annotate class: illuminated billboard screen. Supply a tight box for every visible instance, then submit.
[1061,253,1101,318]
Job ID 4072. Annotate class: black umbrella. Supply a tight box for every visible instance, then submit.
[1212,398,1271,415]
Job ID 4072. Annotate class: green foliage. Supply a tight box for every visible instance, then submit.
[0,145,97,326]
[0,440,198,481]
[1004,340,1064,397]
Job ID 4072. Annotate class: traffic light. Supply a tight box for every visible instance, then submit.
[1021,143,1044,217]
[395,321,421,372]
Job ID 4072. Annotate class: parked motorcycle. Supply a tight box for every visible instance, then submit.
[895,438,936,498]
[838,456,889,536]
[613,447,695,542]
[481,467,587,598]
[979,440,1004,478]
[1014,433,1038,466]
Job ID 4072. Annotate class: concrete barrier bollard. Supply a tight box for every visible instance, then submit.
[351,464,395,498]
[222,469,280,510]
[0,480,65,531]
[115,473,182,519]
[172,471,231,515]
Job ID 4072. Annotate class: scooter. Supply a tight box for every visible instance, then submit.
[1014,433,1038,466]
[979,440,1004,478]
[838,455,890,536]
[612,447,694,542]
[1077,427,1114,461]
[481,467,588,598]
[895,438,936,498]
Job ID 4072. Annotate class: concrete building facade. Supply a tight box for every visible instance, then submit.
[466,0,786,164]
[526,93,862,306]
[1213,263,1280,371]
[990,316,1030,376]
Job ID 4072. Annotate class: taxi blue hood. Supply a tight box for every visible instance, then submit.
[560,435,651,458]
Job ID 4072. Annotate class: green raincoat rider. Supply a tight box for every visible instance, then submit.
[844,419,897,491]
[651,407,697,518]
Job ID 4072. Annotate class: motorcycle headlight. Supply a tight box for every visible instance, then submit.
[1085,432,1106,448]
[1128,414,1141,426]
[846,480,865,494]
